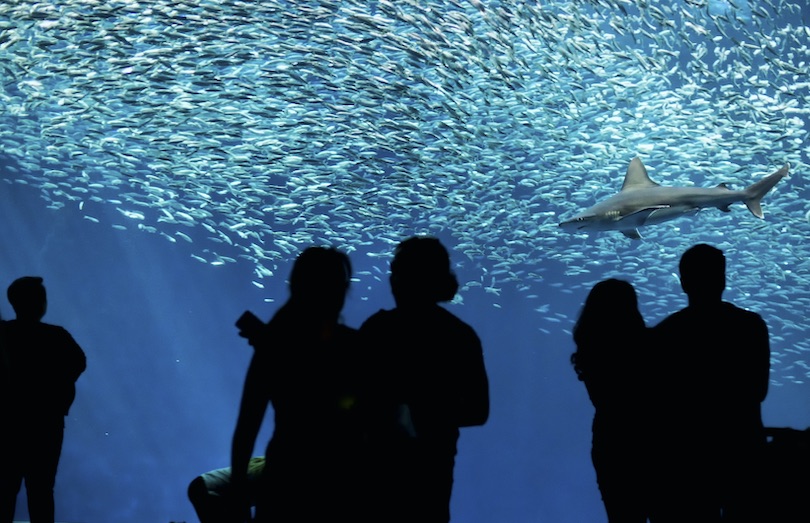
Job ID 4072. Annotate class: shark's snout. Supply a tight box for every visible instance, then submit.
[559,216,589,231]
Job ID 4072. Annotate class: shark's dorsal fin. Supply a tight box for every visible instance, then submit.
[621,157,660,191]
[716,182,730,190]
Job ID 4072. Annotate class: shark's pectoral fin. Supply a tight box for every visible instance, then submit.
[644,206,681,221]
[621,229,642,240]
[719,204,732,212]
[627,205,701,227]
[620,206,670,227]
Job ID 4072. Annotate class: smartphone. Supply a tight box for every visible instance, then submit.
[235,310,264,335]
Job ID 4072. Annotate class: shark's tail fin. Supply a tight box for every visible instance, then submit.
[744,163,789,218]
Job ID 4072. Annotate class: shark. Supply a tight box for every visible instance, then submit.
[559,157,790,239]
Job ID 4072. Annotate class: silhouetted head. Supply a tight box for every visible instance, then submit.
[390,236,459,307]
[572,278,645,378]
[574,278,643,342]
[679,243,725,305]
[7,276,47,321]
[287,246,351,320]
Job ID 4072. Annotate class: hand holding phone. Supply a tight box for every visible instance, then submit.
[236,311,265,343]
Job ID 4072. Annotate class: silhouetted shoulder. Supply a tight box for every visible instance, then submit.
[359,308,403,347]
[358,309,398,355]
[431,305,478,333]
[653,305,705,335]
[1,320,86,419]
[430,306,483,350]
[42,323,87,378]
[359,308,392,331]
[652,308,686,332]
[361,306,482,352]
[721,301,766,323]
[654,301,766,333]
[3,321,85,363]
[362,305,474,331]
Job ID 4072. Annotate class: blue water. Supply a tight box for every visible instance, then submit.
[1,0,809,521]
[2,160,808,523]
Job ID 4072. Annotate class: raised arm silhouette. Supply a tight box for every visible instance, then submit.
[230,247,365,523]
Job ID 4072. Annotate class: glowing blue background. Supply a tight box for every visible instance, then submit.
[1,167,808,523]
[1,0,809,521]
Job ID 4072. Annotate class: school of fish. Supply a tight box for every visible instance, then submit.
[0,0,808,384]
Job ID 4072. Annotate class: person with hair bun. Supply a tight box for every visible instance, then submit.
[360,236,490,523]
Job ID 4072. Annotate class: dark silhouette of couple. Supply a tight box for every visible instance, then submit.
[573,244,770,522]
[197,236,490,523]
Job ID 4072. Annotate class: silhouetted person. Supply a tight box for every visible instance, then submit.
[360,236,490,523]
[651,244,770,523]
[231,247,364,523]
[572,279,651,523]
[0,276,86,523]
